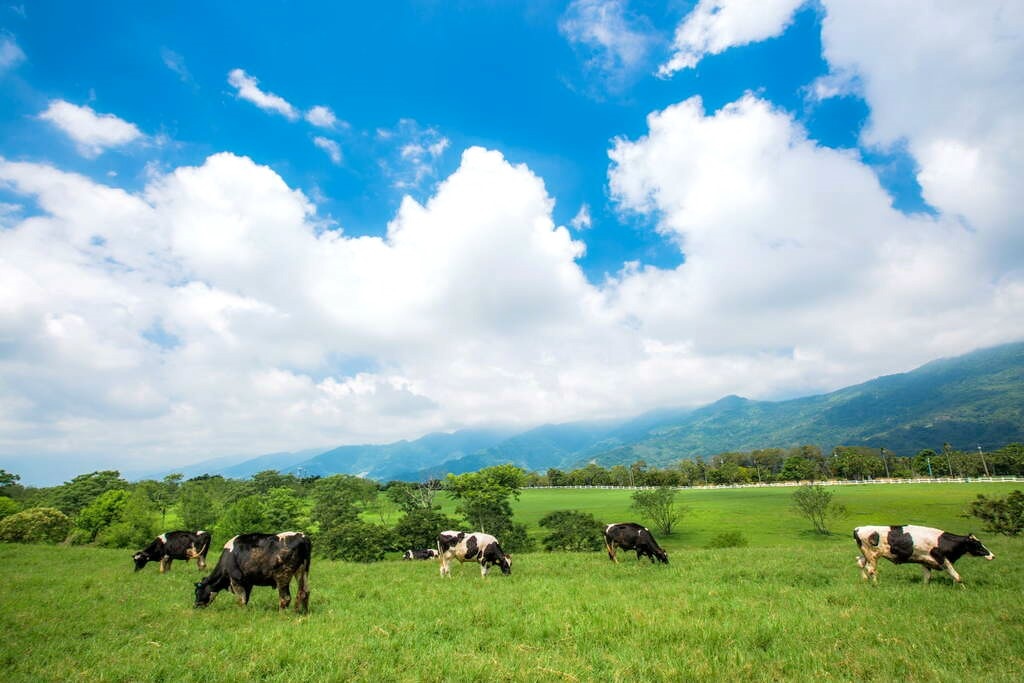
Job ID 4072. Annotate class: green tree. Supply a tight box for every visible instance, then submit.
[178,480,219,530]
[75,489,129,542]
[445,464,525,534]
[791,484,847,535]
[0,496,21,520]
[318,519,393,562]
[967,490,1024,536]
[538,510,605,551]
[96,489,159,548]
[263,487,307,531]
[832,446,884,480]
[0,507,72,543]
[49,471,127,516]
[216,495,268,538]
[392,507,461,551]
[310,475,370,530]
[384,480,440,513]
[631,487,685,535]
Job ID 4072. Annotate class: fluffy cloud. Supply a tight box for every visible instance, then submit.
[38,100,144,157]
[560,0,657,92]
[659,0,806,76]
[227,68,299,120]
[305,105,338,128]
[0,33,25,72]
[313,136,342,164]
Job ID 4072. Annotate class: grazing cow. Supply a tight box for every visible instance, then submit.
[854,525,994,587]
[437,530,511,577]
[403,548,439,560]
[604,523,669,564]
[194,531,311,612]
[133,530,212,573]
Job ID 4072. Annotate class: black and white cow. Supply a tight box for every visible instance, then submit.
[194,531,311,612]
[854,525,994,587]
[437,530,511,577]
[604,522,669,564]
[133,530,212,573]
[403,548,439,560]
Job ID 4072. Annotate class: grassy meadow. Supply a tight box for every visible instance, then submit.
[2,482,1022,681]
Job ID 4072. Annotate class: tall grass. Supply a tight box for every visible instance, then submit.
[1,482,1021,681]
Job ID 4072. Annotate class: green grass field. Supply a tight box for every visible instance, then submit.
[2,483,1022,681]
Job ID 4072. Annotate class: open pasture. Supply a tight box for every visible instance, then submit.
[2,483,1022,681]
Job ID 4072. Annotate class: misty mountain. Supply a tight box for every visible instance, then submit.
[177,342,1024,481]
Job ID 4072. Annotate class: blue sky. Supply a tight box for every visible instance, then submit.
[1,1,1022,484]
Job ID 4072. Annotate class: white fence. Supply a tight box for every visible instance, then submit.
[527,476,1024,491]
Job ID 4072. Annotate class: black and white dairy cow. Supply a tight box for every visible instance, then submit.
[194,531,311,612]
[854,525,994,587]
[403,548,439,560]
[133,530,212,572]
[604,522,669,564]
[437,530,511,577]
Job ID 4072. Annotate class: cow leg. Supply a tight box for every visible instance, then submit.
[605,542,618,563]
[440,553,450,577]
[921,566,932,585]
[859,552,878,584]
[277,580,292,610]
[197,555,207,570]
[159,556,171,574]
[295,565,310,613]
[480,561,489,578]
[941,560,964,588]
[229,580,250,606]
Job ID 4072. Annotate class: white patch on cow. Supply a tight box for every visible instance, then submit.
[224,535,238,552]
[196,530,206,535]
[158,533,167,543]
[276,531,301,540]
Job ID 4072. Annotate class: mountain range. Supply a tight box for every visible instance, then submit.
[160,342,1024,481]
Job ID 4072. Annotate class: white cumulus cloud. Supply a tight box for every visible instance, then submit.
[38,100,144,157]
[313,136,342,164]
[660,0,807,76]
[305,105,338,128]
[227,68,299,120]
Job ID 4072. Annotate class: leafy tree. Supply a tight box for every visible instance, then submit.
[912,449,939,476]
[832,446,884,480]
[0,507,72,543]
[445,464,525,534]
[96,489,159,548]
[75,489,129,542]
[318,519,393,562]
[631,487,685,535]
[0,469,20,495]
[310,475,371,530]
[0,496,21,520]
[780,456,816,482]
[263,487,307,531]
[216,495,268,538]
[250,470,299,495]
[178,480,219,530]
[392,507,460,551]
[967,490,1024,536]
[49,471,127,516]
[151,473,183,525]
[384,480,440,513]
[538,510,604,551]
[791,484,847,535]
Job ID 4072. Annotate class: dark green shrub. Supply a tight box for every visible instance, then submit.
[706,531,749,548]
[318,520,393,562]
[0,507,72,543]
[968,490,1024,536]
[538,510,605,551]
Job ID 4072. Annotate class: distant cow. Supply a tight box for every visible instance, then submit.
[604,523,669,564]
[437,530,511,577]
[194,532,311,612]
[133,530,212,572]
[854,525,994,587]
[403,548,439,560]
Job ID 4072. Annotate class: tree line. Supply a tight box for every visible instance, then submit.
[1,441,1022,555]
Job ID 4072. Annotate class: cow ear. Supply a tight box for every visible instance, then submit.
[194,582,202,588]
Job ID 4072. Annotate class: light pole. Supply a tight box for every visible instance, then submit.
[978,445,990,477]
[880,447,890,478]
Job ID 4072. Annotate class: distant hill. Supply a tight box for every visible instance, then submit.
[185,342,1024,481]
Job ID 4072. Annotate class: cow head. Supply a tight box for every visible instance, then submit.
[132,551,151,571]
[194,579,216,608]
[653,547,669,564]
[966,534,995,560]
[498,553,512,575]
[403,550,413,560]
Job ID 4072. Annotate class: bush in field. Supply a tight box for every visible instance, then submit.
[216,495,269,539]
[0,507,72,543]
[706,531,749,548]
[538,510,605,551]
[392,507,461,551]
[262,486,308,531]
[75,489,129,542]
[631,487,685,535]
[95,490,159,548]
[791,484,847,535]
[318,519,393,562]
[968,490,1024,536]
[0,496,20,520]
